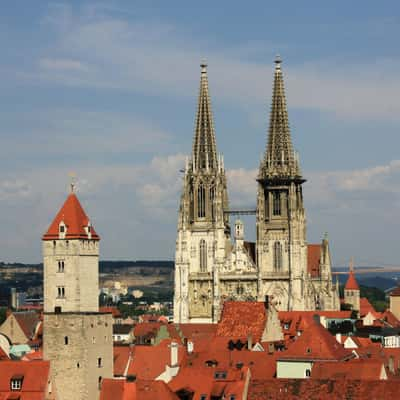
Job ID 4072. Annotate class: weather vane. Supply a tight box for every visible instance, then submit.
[69,172,76,193]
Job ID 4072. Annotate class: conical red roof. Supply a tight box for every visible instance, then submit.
[43,192,99,240]
[345,271,359,291]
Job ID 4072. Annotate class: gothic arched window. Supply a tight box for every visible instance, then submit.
[273,192,281,216]
[200,240,207,272]
[273,241,282,270]
[210,185,215,220]
[198,184,206,218]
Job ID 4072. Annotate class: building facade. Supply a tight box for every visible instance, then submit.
[43,188,113,400]
[174,58,339,323]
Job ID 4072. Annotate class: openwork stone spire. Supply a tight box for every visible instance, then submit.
[260,56,301,179]
[192,62,218,171]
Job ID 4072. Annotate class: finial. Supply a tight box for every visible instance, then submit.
[274,54,282,69]
[200,59,207,73]
[349,257,354,273]
[69,171,76,193]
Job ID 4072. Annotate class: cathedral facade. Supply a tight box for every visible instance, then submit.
[173,58,339,323]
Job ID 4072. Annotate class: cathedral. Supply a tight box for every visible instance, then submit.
[173,57,340,323]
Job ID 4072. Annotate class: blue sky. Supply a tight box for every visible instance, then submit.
[1,1,400,265]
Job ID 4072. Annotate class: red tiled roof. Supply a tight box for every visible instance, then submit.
[43,192,99,240]
[168,366,248,399]
[279,318,353,361]
[345,271,359,290]
[248,379,400,400]
[133,322,162,339]
[0,360,50,399]
[127,340,185,380]
[183,348,277,380]
[100,379,179,400]
[307,244,321,278]
[381,310,400,327]
[113,346,133,376]
[176,323,217,340]
[311,359,385,380]
[360,297,377,317]
[99,307,122,318]
[390,286,400,297]
[216,302,266,342]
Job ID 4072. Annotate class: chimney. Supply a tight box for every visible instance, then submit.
[268,342,274,355]
[264,295,269,311]
[187,340,194,354]
[247,334,253,350]
[170,341,178,367]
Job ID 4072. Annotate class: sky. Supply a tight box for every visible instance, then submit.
[1,1,400,266]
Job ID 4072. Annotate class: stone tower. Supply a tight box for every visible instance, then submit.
[256,56,311,311]
[344,259,360,314]
[174,63,230,323]
[43,186,113,400]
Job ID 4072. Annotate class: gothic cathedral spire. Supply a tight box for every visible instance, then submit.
[174,63,229,323]
[192,62,218,172]
[259,56,301,179]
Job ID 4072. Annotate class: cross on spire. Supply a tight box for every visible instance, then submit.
[192,62,218,171]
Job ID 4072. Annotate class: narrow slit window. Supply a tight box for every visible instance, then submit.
[200,240,207,272]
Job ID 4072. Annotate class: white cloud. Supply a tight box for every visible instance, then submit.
[39,58,88,72]
[13,5,400,121]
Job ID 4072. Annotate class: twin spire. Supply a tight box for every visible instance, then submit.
[260,56,301,179]
[191,57,301,179]
[192,63,219,172]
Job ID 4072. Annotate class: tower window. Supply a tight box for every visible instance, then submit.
[58,260,65,272]
[273,242,282,270]
[98,357,102,368]
[64,336,69,345]
[57,287,65,298]
[273,192,281,215]
[200,240,207,272]
[198,184,206,218]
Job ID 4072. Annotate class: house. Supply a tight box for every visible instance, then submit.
[247,379,400,400]
[112,324,134,344]
[169,365,250,400]
[100,377,179,400]
[126,340,185,383]
[277,318,353,378]
[216,300,283,346]
[0,311,41,346]
[311,358,387,380]
[0,360,56,399]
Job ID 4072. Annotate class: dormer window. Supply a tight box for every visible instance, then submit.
[59,221,67,239]
[10,375,23,390]
[214,371,227,379]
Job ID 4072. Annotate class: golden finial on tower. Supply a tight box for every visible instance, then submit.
[69,172,76,193]
[349,257,354,273]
